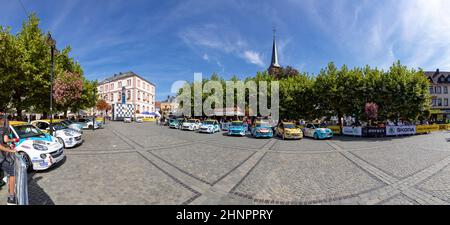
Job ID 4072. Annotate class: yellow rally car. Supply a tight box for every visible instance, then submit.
[275,122,303,140]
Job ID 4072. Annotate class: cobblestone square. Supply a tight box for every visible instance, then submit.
[1,123,449,205]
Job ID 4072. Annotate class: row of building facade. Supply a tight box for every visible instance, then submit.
[425,69,450,123]
[97,72,156,116]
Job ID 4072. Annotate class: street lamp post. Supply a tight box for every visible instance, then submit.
[47,33,56,136]
[92,89,96,131]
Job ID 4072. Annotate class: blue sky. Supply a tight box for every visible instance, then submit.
[1,0,450,100]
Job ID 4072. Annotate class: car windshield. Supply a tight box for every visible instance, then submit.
[256,123,270,128]
[52,122,68,130]
[231,122,243,126]
[63,120,73,125]
[13,125,46,139]
[283,124,296,129]
[203,121,215,125]
[169,119,176,123]
[187,120,197,123]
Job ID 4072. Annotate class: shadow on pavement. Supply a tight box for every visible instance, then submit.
[24,156,68,205]
[27,176,55,205]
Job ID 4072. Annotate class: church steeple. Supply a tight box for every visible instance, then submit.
[268,28,281,76]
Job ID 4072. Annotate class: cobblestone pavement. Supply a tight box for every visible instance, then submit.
[1,122,449,205]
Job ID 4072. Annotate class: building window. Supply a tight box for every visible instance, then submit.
[444,86,448,94]
[138,80,141,88]
[127,90,131,100]
[127,79,131,86]
[437,98,442,106]
[110,93,113,102]
[110,83,114,90]
[436,86,442,94]
[119,81,122,87]
[445,98,449,107]
[430,86,434,94]
[432,99,437,107]
[137,91,141,100]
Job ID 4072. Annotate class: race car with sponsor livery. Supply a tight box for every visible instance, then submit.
[169,118,184,129]
[276,122,303,140]
[227,121,247,136]
[76,118,101,129]
[181,119,201,131]
[251,122,273,138]
[31,120,83,148]
[2,121,65,171]
[198,120,220,134]
[60,120,83,133]
[302,123,333,140]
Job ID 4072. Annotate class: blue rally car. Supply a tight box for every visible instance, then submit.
[227,121,246,136]
[251,122,274,138]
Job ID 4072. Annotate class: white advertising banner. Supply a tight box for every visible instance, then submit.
[342,126,362,136]
[386,126,416,136]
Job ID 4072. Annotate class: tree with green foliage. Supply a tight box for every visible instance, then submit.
[0,13,95,117]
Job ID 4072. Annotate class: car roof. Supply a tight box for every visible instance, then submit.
[282,122,294,125]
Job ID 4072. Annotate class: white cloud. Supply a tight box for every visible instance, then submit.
[290,0,450,70]
[203,53,209,61]
[243,51,263,66]
[179,24,266,67]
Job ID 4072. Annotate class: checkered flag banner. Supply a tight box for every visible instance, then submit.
[113,103,135,120]
[14,154,28,205]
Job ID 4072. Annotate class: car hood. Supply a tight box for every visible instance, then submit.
[285,128,301,133]
[320,128,332,133]
[17,134,62,150]
[200,124,215,128]
[229,126,245,130]
[182,122,196,126]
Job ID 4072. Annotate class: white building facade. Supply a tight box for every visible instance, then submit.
[97,72,156,115]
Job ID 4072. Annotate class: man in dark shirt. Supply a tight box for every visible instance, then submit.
[1,116,18,205]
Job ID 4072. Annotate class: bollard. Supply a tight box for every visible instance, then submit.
[14,153,28,205]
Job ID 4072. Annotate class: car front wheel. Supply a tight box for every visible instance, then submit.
[19,152,33,172]
[58,137,65,148]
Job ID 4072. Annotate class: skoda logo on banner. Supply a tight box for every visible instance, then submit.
[389,127,395,134]
[397,127,414,132]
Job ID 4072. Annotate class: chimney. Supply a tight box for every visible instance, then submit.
[436,68,440,74]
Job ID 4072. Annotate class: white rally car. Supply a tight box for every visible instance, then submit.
[31,120,83,148]
[198,120,221,134]
[3,122,65,171]
[181,119,201,131]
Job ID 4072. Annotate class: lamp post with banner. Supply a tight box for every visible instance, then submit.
[92,88,96,131]
[47,32,56,136]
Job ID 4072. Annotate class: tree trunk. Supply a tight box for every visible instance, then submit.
[16,107,22,119]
